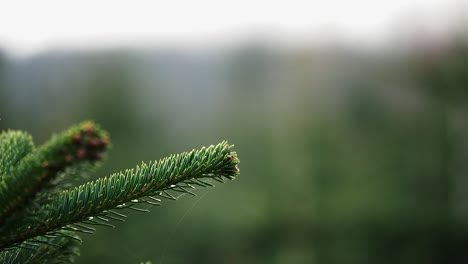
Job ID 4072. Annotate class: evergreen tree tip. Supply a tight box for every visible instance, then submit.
[0,122,240,263]
[0,121,111,227]
[42,120,111,166]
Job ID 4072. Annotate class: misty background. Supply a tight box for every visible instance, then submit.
[1,1,468,263]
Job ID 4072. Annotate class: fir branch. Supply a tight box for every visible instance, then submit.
[0,130,34,179]
[0,230,80,264]
[0,141,239,249]
[0,121,110,225]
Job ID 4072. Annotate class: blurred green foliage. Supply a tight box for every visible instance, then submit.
[0,38,467,263]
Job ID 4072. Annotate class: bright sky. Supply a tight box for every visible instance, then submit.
[0,0,465,56]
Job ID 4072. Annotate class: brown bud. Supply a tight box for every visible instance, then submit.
[72,134,82,144]
[77,148,87,159]
[226,155,232,161]
[101,137,110,146]
[42,161,49,168]
[65,154,73,163]
[87,138,100,148]
[83,122,94,135]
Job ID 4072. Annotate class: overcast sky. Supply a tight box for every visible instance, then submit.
[0,0,465,56]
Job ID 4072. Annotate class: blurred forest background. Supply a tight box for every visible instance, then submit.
[1,26,468,264]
